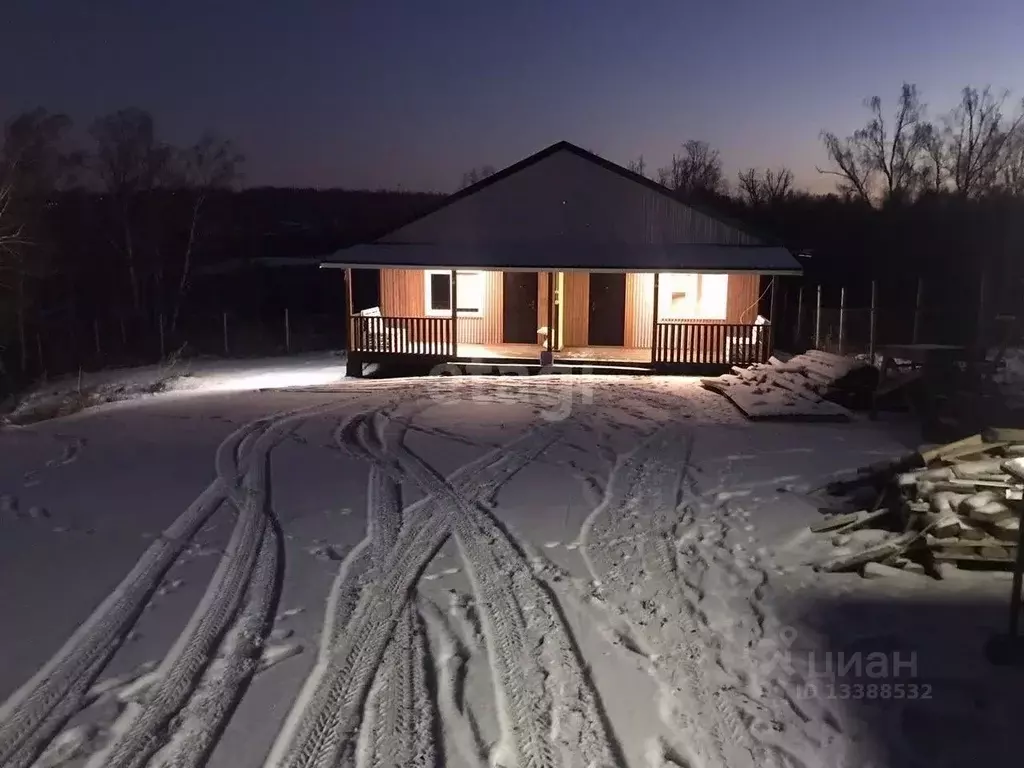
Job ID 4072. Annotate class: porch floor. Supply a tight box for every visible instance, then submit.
[452,343,651,364]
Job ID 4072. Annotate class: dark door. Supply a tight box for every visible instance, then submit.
[503,272,538,343]
[588,272,626,346]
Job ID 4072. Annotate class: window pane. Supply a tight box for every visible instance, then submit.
[698,274,728,319]
[456,271,483,313]
[430,273,451,311]
[659,273,698,319]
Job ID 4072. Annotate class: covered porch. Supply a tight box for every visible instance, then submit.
[343,268,776,372]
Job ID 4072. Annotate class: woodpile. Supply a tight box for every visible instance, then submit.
[701,350,878,421]
[810,428,1024,577]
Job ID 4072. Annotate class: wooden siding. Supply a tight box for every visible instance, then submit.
[378,268,503,345]
[380,150,760,247]
[376,268,762,352]
[379,268,425,317]
[562,271,589,346]
[624,273,654,349]
[726,272,761,323]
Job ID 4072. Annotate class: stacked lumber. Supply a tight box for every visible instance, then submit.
[809,428,1024,577]
[701,350,876,421]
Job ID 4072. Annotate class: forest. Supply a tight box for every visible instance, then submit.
[2,84,1023,395]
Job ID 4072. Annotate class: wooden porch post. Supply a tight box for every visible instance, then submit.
[769,275,780,357]
[546,271,555,355]
[795,284,804,346]
[838,285,846,355]
[650,271,661,363]
[451,269,458,357]
[344,268,354,351]
[344,267,362,378]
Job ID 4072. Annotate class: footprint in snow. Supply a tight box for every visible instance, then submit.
[258,642,303,673]
[307,544,346,561]
[156,579,185,596]
[0,494,18,514]
[277,607,304,621]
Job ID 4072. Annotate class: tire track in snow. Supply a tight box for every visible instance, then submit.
[266,400,567,768]
[0,418,262,768]
[354,406,437,768]
[360,409,619,768]
[418,598,488,768]
[580,422,792,768]
[356,606,435,768]
[82,399,346,768]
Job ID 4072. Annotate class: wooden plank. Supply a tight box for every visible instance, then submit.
[919,434,984,464]
[818,531,921,572]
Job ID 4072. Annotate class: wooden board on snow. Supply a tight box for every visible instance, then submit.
[701,377,851,422]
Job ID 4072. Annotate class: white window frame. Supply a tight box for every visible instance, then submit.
[425,270,485,317]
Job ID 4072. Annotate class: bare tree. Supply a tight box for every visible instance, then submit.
[459,165,496,190]
[657,140,724,197]
[818,131,873,201]
[819,84,930,203]
[1002,122,1024,196]
[0,109,77,371]
[736,167,793,206]
[944,87,1024,197]
[89,108,172,313]
[626,155,648,178]
[167,134,244,331]
[919,122,946,194]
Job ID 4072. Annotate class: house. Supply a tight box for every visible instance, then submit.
[321,141,801,376]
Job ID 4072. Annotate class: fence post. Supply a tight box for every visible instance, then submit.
[814,284,822,349]
[869,280,878,362]
[795,285,804,347]
[119,316,127,348]
[912,276,924,344]
[94,318,102,359]
[36,332,43,371]
[222,311,229,355]
[158,313,166,360]
[284,308,291,354]
[838,285,846,355]
[976,270,988,353]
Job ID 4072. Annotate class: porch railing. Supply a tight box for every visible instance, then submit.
[653,321,771,366]
[350,315,454,356]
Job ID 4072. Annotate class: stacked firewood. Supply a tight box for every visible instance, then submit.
[812,429,1024,576]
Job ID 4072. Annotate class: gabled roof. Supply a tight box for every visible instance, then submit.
[323,141,801,274]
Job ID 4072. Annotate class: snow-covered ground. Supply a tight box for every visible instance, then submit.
[3,352,347,424]
[0,372,1018,768]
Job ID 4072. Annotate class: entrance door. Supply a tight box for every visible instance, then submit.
[503,272,538,343]
[588,272,626,346]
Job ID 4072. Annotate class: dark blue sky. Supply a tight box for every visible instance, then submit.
[5,1,1023,193]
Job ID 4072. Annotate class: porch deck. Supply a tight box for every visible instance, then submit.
[452,343,650,364]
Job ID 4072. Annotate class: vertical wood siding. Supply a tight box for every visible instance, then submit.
[379,269,425,316]
[378,268,503,344]
[561,271,589,346]
[725,273,761,323]
[624,272,654,348]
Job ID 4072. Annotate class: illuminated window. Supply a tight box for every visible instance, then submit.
[658,273,728,320]
[426,270,484,316]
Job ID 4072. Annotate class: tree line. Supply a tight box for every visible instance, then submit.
[3,83,1024,390]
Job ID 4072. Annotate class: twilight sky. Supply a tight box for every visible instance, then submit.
[4,0,1023,194]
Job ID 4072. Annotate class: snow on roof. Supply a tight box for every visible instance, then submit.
[321,242,801,273]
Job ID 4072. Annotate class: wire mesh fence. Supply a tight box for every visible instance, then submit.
[1,308,346,398]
